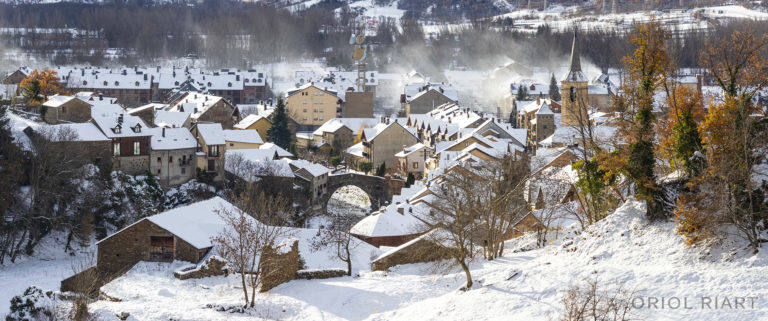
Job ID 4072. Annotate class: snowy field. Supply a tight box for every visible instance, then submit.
[1,199,749,320]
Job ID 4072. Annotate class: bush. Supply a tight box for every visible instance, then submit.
[329,156,341,168]
[7,286,57,321]
[560,278,634,321]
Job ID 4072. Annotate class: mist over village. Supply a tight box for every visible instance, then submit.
[1,0,768,320]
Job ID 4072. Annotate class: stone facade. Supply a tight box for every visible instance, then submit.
[560,80,589,126]
[150,148,196,187]
[259,240,299,292]
[363,122,419,168]
[173,256,228,280]
[372,235,450,271]
[296,269,346,280]
[96,220,208,275]
[344,91,374,118]
[406,89,456,116]
[43,98,92,124]
[195,100,240,129]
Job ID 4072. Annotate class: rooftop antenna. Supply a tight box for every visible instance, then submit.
[350,22,368,92]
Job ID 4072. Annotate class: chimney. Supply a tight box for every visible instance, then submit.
[81,69,84,76]
[236,75,240,81]
[162,127,166,137]
[99,93,103,100]
[143,74,148,81]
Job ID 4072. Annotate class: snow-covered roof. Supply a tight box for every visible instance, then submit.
[287,159,331,177]
[154,110,190,128]
[196,123,225,145]
[225,149,294,181]
[259,143,293,158]
[168,93,229,120]
[223,129,263,145]
[350,204,423,237]
[403,82,458,102]
[346,142,364,157]
[151,127,197,150]
[42,94,77,108]
[91,107,150,139]
[395,142,426,157]
[234,114,270,130]
[98,197,245,249]
[45,123,109,141]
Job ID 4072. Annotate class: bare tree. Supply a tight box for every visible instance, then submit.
[560,277,636,321]
[214,158,293,307]
[312,210,360,276]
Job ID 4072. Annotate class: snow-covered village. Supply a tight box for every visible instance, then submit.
[1,0,768,320]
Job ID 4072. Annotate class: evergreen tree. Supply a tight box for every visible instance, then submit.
[267,98,292,149]
[358,161,372,174]
[508,111,516,127]
[405,172,415,187]
[549,74,561,101]
[375,162,387,177]
[515,85,528,101]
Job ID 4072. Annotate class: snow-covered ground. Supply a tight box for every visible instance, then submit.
[0,234,93,316]
[42,199,765,320]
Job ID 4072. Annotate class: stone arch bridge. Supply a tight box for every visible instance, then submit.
[321,173,405,212]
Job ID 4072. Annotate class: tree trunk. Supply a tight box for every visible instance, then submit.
[240,270,249,307]
[458,257,472,289]
[345,241,352,276]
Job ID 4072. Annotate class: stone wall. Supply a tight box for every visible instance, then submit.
[259,240,299,292]
[117,155,150,175]
[372,236,450,271]
[295,269,346,280]
[173,256,228,280]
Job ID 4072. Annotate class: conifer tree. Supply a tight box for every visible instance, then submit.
[267,98,292,150]
[516,85,528,101]
[549,73,561,101]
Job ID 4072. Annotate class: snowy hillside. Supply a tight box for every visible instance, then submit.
[36,199,758,320]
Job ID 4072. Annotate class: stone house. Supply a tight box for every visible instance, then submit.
[223,129,263,149]
[150,127,198,187]
[128,103,167,127]
[532,103,555,145]
[95,197,242,275]
[394,142,427,176]
[92,110,152,175]
[191,123,227,182]
[41,95,93,124]
[168,93,241,129]
[287,159,330,210]
[285,83,342,129]
[23,123,111,163]
[63,68,153,107]
[2,68,29,84]
[360,121,420,169]
[405,88,457,116]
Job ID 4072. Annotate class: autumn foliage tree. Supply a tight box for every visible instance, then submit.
[658,86,705,177]
[614,21,671,220]
[19,69,68,107]
[675,29,768,252]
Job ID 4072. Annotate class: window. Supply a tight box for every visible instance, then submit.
[157,169,161,175]
[103,81,108,86]
[303,109,307,113]
[413,162,418,169]
[208,159,216,171]
[230,143,234,147]
[82,80,87,86]
[209,145,219,157]
[61,106,66,113]
[181,167,186,174]
[569,86,576,102]
[113,142,120,156]
[182,155,187,165]
[114,81,119,86]
[135,81,139,86]
[168,156,173,163]
[157,157,161,163]
[133,141,140,155]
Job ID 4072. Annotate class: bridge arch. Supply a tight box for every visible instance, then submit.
[322,173,401,213]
